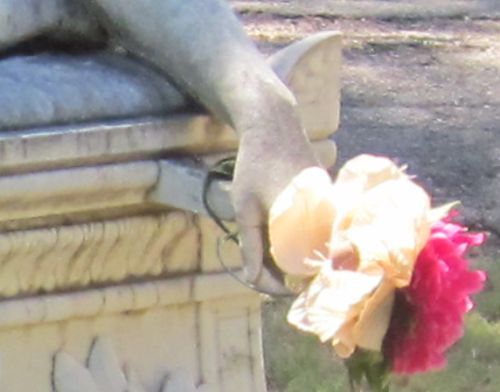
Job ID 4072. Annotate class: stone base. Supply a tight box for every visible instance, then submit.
[0,271,265,392]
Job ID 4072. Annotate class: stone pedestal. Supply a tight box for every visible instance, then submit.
[0,32,341,391]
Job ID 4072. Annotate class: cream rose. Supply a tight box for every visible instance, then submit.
[269,155,433,357]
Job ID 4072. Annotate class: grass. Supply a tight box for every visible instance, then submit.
[263,298,349,392]
[402,313,500,392]
[262,254,500,391]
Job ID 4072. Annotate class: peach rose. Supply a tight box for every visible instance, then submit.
[269,155,434,357]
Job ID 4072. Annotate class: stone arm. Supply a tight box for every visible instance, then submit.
[85,0,318,293]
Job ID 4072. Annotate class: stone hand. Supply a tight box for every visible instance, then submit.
[231,100,318,294]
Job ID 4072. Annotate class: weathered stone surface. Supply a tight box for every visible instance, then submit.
[0,54,188,130]
[0,161,159,223]
[0,212,203,297]
[0,116,235,175]
[269,31,341,139]
[0,283,262,392]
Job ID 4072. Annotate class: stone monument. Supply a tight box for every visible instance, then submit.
[0,1,341,390]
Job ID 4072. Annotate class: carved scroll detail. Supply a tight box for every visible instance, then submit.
[53,337,203,392]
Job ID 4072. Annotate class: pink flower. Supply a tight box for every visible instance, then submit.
[383,215,486,374]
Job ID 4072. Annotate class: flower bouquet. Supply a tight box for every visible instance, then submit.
[268,155,486,391]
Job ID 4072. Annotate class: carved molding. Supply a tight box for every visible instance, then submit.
[0,212,201,297]
[0,270,251,328]
[0,161,159,225]
[0,139,335,231]
[53,337,204,392]
[0,116,236,175]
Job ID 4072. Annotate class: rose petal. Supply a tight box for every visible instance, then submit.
[287,266,383,343]
[335,155,406,191]
[269,167,335,276]
[354,281,395,352]
[332,319,358,358]
[385,216,487,374]
[339,179,431,286]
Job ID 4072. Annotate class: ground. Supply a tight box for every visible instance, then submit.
[229,1,500,390]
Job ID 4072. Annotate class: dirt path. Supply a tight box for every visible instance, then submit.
[232,0,500,257]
